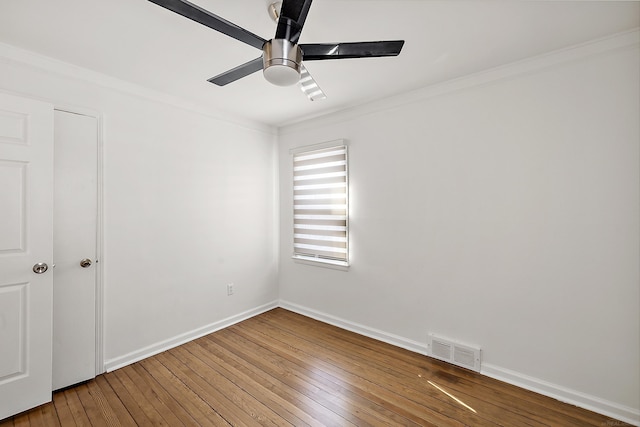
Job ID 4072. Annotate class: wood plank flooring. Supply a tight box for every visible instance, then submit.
[0,308,631,426]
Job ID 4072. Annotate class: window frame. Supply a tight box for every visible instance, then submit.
[290,140,349,269]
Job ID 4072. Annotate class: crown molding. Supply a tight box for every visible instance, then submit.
[278,28,640,134]
[0,42,276,135]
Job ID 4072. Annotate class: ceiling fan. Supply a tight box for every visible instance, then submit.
[148,0,405,100]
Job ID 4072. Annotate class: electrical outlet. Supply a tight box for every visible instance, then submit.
[227,283,234,296]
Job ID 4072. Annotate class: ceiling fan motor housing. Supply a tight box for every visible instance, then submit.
[263,39,303,86]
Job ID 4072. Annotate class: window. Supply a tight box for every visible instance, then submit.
[292,141,349,267]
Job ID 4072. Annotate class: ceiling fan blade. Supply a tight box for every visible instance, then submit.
[207,57,264,86]
[275,0,313,43]
[301,40,405,61]
[299,64,326,101]
[148,0,266,50]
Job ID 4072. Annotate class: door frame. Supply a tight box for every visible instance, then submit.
[53,105,105,378]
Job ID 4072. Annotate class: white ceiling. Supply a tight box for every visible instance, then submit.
[0,0,638,126]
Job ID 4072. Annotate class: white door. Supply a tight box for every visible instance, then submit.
[0,93,54,419]
[52,110,98,390]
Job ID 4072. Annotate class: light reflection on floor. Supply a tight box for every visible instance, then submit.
[419,374,478,414]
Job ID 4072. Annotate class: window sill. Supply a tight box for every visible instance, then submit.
[292,255,349,271]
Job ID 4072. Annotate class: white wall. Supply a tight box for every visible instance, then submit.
[1,31,638,422]
[0,45,279,367]
[278,36,639,420]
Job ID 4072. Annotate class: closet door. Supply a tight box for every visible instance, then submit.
[52,110,98,390]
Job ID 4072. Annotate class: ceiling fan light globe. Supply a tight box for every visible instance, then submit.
[264,64,300,86]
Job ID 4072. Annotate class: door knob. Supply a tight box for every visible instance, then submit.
[80,258,92,268]
[33,262,49,274]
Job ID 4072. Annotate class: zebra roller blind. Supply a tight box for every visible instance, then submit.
[293,142,349,266]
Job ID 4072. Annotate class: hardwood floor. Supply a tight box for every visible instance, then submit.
[0,308,631,426]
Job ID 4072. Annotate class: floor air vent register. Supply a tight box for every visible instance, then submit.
[427,334,482,372]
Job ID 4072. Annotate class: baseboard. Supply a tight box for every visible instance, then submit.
[104,300,279,372]
[278,301,429,358]
[279,300,640,426]
[481,364,640,426]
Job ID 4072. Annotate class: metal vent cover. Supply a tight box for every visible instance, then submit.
[428,334,481,372]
